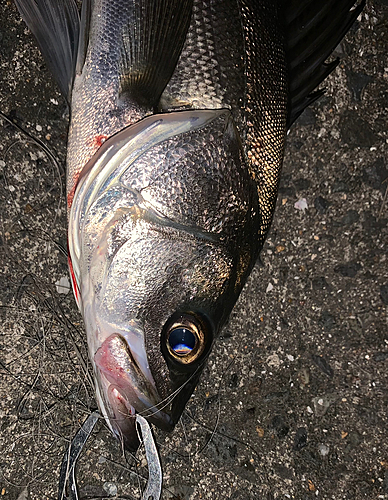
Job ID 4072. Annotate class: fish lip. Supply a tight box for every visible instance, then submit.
[94,333,173,449]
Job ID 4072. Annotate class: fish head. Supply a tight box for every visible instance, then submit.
[68,110,260,450]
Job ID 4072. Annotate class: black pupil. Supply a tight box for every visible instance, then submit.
[168,327,196,356]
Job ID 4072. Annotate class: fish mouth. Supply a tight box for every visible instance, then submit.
[94,333,173,451]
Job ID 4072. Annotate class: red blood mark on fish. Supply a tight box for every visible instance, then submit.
[67,250,80,307]
[67,135,108,208]
[94,134,107,147]
[67,181,77,208]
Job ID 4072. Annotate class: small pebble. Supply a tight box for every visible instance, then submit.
[312,394,336,417]
[334,262,361,278]
[294,198,308,211]
[36,124,42,131]
[318,444,330,457]
[55,276,70,295]
[266,353,280,368]
[294,427,308,451]
[347,70,373,100]
[314,196,330,213]
[298,367,310,387]
[103,482,117,497]
[318,311,336,331]
[271,415,289,438]
[339,209,359,225]
[374,352,388,362]
[312,354,334,377]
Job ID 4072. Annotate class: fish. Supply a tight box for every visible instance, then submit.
[14,0,365,451]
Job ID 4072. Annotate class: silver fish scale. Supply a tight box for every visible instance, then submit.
[161,0,287,249]
[161,0,246,124]
[120,116,252,237]
[100,232,232,319]
[240,1,287,246]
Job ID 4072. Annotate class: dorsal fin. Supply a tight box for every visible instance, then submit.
[14,0,81,102]
[281,0,366,127]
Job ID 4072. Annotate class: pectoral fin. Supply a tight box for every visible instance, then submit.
[14,0,81,101]
[282,0,366,126]
[118,0,193,108]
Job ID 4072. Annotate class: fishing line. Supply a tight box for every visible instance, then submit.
[0,110,64,223]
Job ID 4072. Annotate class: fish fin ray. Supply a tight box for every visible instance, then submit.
[14,0,80,101]
[118,0,193,108]
[282,0,366,127]
[75,0,91,76]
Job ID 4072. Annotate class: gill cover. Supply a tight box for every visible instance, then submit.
[68,109,227,277]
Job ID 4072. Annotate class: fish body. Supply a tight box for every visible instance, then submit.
[14,0,364,450]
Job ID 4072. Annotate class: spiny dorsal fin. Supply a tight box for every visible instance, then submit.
[281,0,366,127]
[119,0,193,109]
[14,0,81,102]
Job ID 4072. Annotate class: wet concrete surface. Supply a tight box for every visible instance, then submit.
[0,1,387,499]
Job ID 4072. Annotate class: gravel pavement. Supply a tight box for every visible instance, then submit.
[0,2,387,499]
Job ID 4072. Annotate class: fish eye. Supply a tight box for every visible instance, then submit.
[168,327,197,356]
[164,314,209,364]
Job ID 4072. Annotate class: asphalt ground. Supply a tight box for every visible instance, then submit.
[0,1,387,499]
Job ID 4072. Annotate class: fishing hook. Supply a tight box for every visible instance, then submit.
[57,412,162,500]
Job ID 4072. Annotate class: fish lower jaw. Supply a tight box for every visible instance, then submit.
[93,331,174,449]
[108,382,173,431]
[97,376,174,451]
